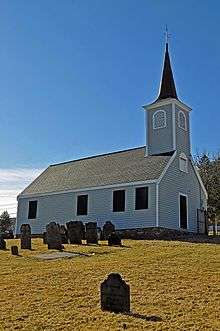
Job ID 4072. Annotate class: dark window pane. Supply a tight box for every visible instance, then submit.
[135,187,148,210]
[77,195,88,215]
[28,201,38,219]
[113,190,125,212]
[180,195,187,229]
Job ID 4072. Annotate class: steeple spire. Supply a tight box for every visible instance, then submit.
[157,41,178,100]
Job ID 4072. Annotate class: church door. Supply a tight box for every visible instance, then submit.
[179,194,187,229]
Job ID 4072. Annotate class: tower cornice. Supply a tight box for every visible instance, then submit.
[143,98,192,112]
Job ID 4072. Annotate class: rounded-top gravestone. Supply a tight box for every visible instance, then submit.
[66,221,83,244]
[103,221,115,240]
[100,273,130,313]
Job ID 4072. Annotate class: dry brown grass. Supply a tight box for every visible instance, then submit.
[0,239,219,331]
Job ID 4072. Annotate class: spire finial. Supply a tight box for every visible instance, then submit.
[157,28,178,101]
[165,25,170,49]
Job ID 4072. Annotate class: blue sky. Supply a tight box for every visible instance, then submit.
[0,0,220,215]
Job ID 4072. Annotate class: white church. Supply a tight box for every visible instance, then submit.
[16,42,207,236]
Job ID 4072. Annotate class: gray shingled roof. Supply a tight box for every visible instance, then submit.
[20,147,172,196]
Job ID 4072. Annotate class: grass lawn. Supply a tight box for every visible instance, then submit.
[0,239,219,331]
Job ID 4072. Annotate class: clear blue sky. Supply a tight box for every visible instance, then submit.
[1,0,220,169]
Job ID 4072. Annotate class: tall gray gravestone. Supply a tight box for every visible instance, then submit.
[103,221,115,240]
[60,225,68,244]
[0,235,6,250]
[46,222,63,250]
[20,224,32,249]
[66,221,84,244]
[85,222,98,244]
[101,273,130,313]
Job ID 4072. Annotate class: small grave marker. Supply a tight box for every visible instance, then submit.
[85,222,98,244]
[108,232,122,246]
[0,236,6,250]
[11,246,19,256]
[101,273,130,313]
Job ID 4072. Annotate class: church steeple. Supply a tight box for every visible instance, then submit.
[157,42,178,100]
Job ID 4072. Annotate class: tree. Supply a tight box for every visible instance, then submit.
[0,211,12,233]
[195,153,220,222]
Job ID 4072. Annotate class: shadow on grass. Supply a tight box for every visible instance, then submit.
[123,312,162,322]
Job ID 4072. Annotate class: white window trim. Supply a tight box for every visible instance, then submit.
[153,109,167,129]
[178,193,188,230]
[178,110,187,131]
[179,152,188,173]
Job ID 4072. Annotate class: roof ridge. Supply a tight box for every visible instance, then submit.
[51,146,146,167]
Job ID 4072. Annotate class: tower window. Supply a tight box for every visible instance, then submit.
[179,153,188,173]
[178,111,187,130]
[28,200,38,219]
[153,110,166,129]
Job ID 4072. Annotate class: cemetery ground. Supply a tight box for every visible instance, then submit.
[0,239,219,331]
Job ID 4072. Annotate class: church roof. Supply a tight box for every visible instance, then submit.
[19,147,173,197]
[157,43,178,100]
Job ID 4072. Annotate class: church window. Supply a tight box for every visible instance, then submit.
[135,187,148,210]
[178,111,187,130]
[153,110,167,129]
[113,190,125,212]
[28,200,37,219]
[179,153,188,173]
[77,195,88,215]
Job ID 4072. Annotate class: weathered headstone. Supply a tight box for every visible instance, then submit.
[101,273,130,313]
[11,246,19,256]
[43,232,47,244]
[103,221,115,240]
[60,225,68,244]
[46,222,63,250]
[85,222,98,244]
[0,235,6,250]
[20,224,32,249]
[66,221,83,244]
[108,232,122,246]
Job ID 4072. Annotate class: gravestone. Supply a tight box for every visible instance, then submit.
[60,225,68,244]
[103,221,115,240]
[100,273,130,313]
[108,232,122,246]
[20,224,32,249]
[0,235,6,250]
[46,222,63,250]
[66,221,83,244]
[85,222,98,244]
[43,232,47,244]
[11,246,19,256]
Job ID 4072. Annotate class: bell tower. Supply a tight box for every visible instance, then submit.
[143,42,191,158]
